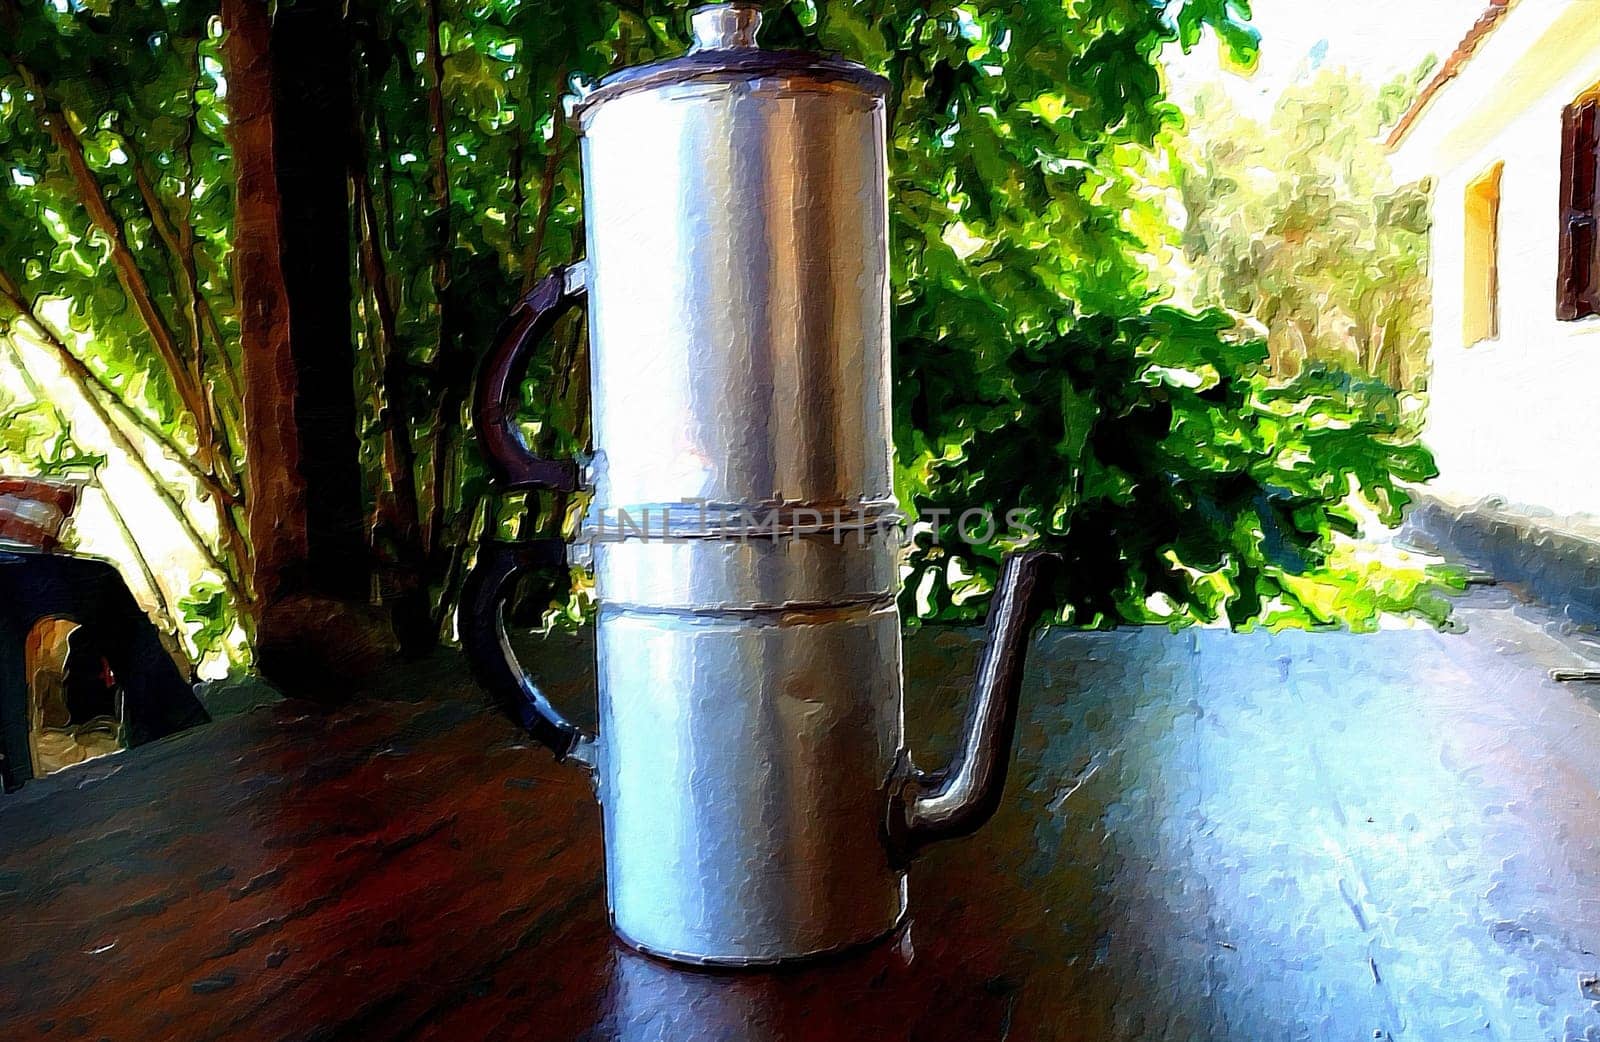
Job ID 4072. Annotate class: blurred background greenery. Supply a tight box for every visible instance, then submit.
[0,0,1459,687]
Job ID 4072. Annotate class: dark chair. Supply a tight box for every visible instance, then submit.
[0,550,209,791]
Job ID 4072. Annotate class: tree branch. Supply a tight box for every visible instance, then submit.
[120,129,243,500]
[0,276,250,606]
[423,0,461,563]
[98,473,184,636]
[519,76,569,294]
[424,0,452,300]
[200,298,245,401]
[0,267,241,508]
[13,61,213,456]
[0,328,183,636]
[352,129,425,568]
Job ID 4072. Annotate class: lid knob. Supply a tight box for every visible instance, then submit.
[690,3,763,51]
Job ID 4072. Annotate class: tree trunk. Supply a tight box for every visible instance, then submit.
[266,0,368,603]
[222,0,303,610]
[222,0,391,694]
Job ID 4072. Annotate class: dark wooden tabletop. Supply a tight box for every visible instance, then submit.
[5,591,1600,1041]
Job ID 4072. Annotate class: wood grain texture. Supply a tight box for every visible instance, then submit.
[6,598,1600,1040]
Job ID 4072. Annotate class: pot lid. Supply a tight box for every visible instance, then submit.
[565,3,889,128]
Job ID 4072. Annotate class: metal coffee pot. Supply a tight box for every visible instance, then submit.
[461,2,1054,967]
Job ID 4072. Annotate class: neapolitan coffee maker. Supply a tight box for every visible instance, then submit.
[461,2,1055,967]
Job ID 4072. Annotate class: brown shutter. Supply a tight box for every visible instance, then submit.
[1558,97,1600,321]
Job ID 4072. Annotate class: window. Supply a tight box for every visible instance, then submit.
[1464,163,1503,345]
[1558,93,1599,321]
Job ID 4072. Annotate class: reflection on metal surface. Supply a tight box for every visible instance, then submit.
[688,2,762,52]
[597,594,906,964]
[891,551,1056,857]
[600,929,920,1042]
[578,58,894,514]
[461,3,1055,967]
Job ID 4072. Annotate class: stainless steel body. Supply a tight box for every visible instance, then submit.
[578,61,894,516]
[594,532,906,962]
[577,5,903,961]
[461,3,1056,968]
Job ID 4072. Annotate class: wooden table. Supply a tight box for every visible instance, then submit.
[5,593,1600,1040]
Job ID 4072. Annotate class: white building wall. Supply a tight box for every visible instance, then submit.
[1393,1,1600,526]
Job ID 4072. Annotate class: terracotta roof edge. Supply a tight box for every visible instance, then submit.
[1386,0,1517,150]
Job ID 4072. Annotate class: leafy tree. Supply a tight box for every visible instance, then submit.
[0,0,1454,679]
[0,0,248,661]
[1172,65,1435,391]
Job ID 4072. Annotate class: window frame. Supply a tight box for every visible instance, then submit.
[1463,161,1504,346]
[1558,91,1600,321]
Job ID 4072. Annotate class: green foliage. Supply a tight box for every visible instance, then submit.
[178,580,231,662]
[1172,65,1436,391]
[0,0,246,659]
[0,1,236,448]
[0,383,66,471]
[904,303,1444,626]
[0,0,1452,651]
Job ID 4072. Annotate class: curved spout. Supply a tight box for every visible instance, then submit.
[888,550,1057,859]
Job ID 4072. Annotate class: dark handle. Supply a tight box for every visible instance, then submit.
[459,539,594,764]
[461,262,594,765]
[472,264,586,493]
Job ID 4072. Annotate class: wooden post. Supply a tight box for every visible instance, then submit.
[267,0,369,603]
[222,0,390,692]
[221,0,305,613]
